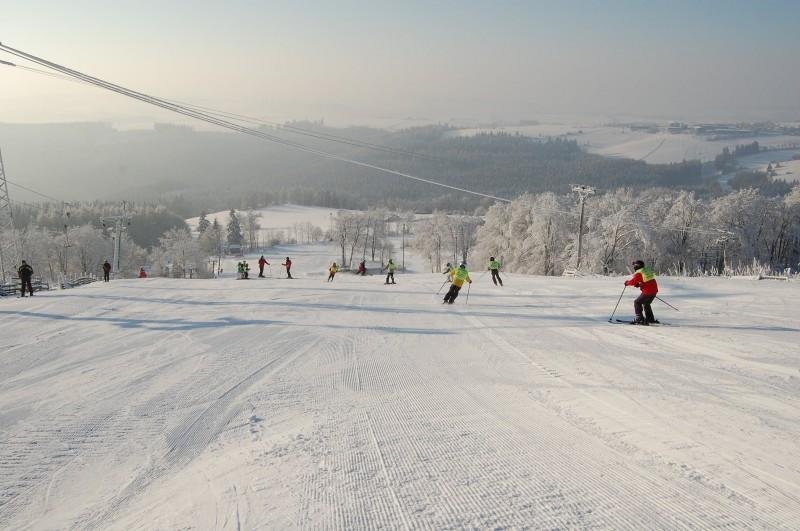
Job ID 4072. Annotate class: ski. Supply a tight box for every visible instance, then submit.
[612,319,669,326]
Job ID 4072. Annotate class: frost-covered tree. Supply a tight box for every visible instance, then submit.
[152,228,207,278]
[226,209,243,250]
[197,211,210,234]
[242,210,261,251]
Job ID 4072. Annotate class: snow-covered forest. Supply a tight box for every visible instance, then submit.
[5,183,800,284]
[469,187,800,276]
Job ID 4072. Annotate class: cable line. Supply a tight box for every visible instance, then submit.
[6,179,71,205]
[0,56,447,163]
[0,43,736,236]
[1,42,509,204]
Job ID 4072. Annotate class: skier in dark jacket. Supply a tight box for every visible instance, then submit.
[18,260,34,297]
[625,259,659,325]
[356,260,367,275]
[258,255,269,278]
[282,257,293,279]
[102,260,112,282]
[488,257,503,286]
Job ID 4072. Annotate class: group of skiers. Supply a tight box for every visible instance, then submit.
[9,255,660,323]
[237,256,292,280]
[326,258,398,284]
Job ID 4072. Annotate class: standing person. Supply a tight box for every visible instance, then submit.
[138,267,147,278]
[443,263,472,304]
[258,255,269,278]
[18,260,34,297]
[624,259,659,325]
[383,259,397,284]
[242,260,250,279]
[488,256,503,286]
[236,261,244,279]
[102,260,112,282]
[282,257,293,279]
[327,262,338,282]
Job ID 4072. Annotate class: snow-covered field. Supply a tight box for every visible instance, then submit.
[2,241,800,529]
[186,204,350,237]
[451,124,800,164]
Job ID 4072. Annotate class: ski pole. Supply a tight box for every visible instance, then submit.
[608,285,626,322]
[465,282,471,305]
[655,296,679,311]
[436,278,449,294]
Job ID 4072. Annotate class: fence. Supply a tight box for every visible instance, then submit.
[0,276,51,297]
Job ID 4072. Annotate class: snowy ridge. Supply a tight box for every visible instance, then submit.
[1,246,799,528]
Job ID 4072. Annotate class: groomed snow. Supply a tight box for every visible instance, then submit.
[2,243,800,529]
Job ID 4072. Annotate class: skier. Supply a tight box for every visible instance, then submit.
[443,262,455,282]
[102,260,111,282]
[624,259,659,325]
[236,261,246,279]
[18,260,34,297]
[327,262,338,282]
[488,256,503,286]
[242,260,250,279]
[138,267,147,278]
[282,257,293,279]
[356,260,367,276]
[258,255,269,278]
[383,259,397,284]
[443,262,472,304]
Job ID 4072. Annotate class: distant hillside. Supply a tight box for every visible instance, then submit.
[0,122,707,214]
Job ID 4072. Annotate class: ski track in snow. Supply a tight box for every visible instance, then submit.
[1,246,799,529]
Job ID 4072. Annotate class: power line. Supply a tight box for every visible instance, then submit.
[0,42,509,204]
[6,179,71,204]
[0,43,737,237]
[0,55,448,164]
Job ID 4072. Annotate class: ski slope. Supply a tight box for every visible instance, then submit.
[2,244,800,529]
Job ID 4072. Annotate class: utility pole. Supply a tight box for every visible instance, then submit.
[63,210,72,279]
[0,147,19,281]
[571,184,595,270]
[101,208,131,278]
[401,222,406,270]
[715,232,731,274]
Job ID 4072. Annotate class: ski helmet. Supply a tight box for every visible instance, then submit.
[460,262,467,269]
[632,260,645,269]
[490,256,495,261]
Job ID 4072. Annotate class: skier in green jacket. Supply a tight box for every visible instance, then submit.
[383,259,397,284]
[488,257,503,286]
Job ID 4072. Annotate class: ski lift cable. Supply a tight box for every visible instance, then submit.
[6,179,71,205]
[1,55,448,164]
[0,42,510,204]
[0,44,737,237]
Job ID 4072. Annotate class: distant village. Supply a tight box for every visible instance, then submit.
[627,121,800,140]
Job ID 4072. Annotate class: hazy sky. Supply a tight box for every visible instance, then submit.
[1,0,799,127]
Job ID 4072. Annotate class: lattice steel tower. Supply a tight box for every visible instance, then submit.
[0,147,19,280]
